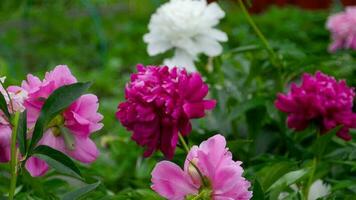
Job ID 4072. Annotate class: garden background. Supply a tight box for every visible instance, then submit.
[0,0,355,199]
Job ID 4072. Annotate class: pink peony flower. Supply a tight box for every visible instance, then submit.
[0,77,27,163]
[116,64,216,159]
[275,71,356,140]
[20,65,103,176]
[151,134,252,200]
[326,6,356,52]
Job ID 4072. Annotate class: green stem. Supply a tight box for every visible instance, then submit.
[178,133,190,153]
[237,0,284,92]
[237,0,278,65]
[9,112,20,200]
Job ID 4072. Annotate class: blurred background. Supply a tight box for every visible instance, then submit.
[0,0,356,199]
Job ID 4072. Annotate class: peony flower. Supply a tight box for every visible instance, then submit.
[275,71,356,140]
[20,65,103,176]
[116,64,216,159]
[151,134,252,200]
[0,77,27,163]
[326,6,356,52]
[143,0,228,72]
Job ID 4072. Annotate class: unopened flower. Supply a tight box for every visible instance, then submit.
[326,6,356,52]
[275,71,356,140]
[21,65,103,176]
[151,134,252,200]
[144,0,228,72]
[116,65,216,159]
[0,77,27,162]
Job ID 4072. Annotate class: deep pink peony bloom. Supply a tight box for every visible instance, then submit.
[151,134,252,200]
[0,78,27,163]
[275,71,356,140]
[21,65,103,176]
[116,64,216,159]
[326,6,356,52]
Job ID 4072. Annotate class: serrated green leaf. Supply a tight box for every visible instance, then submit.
[17,110,27,155]
[28,82,91,153]
[31,145,82,179]
[62,181,100,200]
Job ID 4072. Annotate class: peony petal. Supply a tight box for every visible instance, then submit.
[151,161,198,199]
[67,136,99,163]
[25,156,49,177]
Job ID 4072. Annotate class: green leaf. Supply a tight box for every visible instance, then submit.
[267,168,309,191]
[59,126,75,151]
[252,179,265,200]
[267,168,308,200]
[62,181,101,200]
[256,161,297,190]
[16,110,27,155]
[0,86,10,119]
[312,125,342,158]
[28,82,91,153]
[31,145,82,179]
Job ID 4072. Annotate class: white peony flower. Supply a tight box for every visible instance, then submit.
[308,179,331,200]
[143,0,228,72]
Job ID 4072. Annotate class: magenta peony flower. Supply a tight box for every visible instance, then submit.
[326,6,356,52]
[116,64,216,159]
[20,65,103,176]
[275,71,356,140]
[151,134,252,200]
[0,77,27,163]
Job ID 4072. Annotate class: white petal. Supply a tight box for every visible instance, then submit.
[206,3,225,19]
[147,42,173,56]
[196,36,223,56]
[206,29,228,42]
[164,49,197,72]
[308,180,330,200]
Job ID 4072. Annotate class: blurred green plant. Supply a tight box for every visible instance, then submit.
[0,0,355,199]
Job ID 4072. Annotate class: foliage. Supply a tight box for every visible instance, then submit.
[0,0,355,199]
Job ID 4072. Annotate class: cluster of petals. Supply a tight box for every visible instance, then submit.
[116,65,216,159]
[143,0,228,72]
[151,134,252,200]
[275,71,356,140]
[326,6,356,52]
[0,77,27,162]
[20,65,103,176]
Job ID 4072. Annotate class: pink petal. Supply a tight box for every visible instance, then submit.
[151,161,198,200]
[67,136,99,163]
[25,156,49,177]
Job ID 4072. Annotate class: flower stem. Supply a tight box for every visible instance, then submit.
[304,157,317,199]
[237,0,284,91]
[9,112,20,200]
[178,133,190,153]
[237,0,278,65]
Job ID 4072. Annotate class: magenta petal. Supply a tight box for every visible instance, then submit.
[25,157,49,177]
[151,161,198,199]
[0,125,11,162]
[183,103,206,118]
